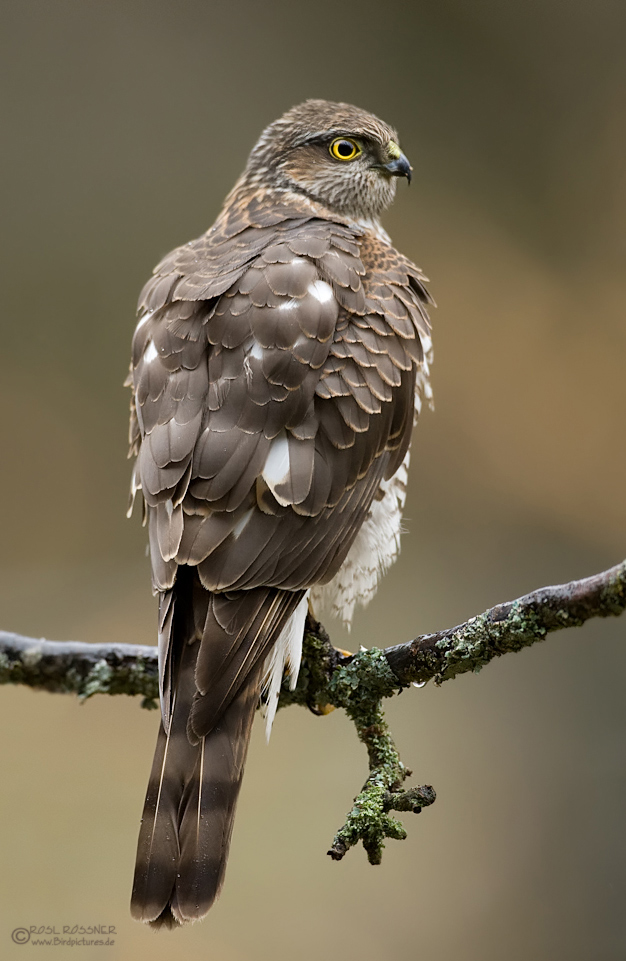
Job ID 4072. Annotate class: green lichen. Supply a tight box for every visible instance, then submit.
[3,560,624,870]
[284,642,436,865]
[0,650,12,682]
[0,639,159,706]
[106,656,159,708]
[277,622,338,712]
[432,601,551,684]
[327,647,400,711]
[327,652,435,864]
[79,659,113,700]
[77,654,159,706]
[327,693,411,865]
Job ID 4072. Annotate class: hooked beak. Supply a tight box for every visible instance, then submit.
[383,152,412,185]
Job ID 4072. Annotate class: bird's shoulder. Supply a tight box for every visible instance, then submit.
[127,197,434,594]
[135,188,431,324]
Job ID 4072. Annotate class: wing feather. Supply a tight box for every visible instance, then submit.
[129,209,433,926]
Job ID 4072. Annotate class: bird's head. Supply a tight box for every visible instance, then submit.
[243,99,412,222]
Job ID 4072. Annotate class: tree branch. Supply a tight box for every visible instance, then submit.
[0,634,159,708]
[383,558,626,687]
[2,559,624,863]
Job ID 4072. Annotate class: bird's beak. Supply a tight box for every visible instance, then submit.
[383,141,412,185]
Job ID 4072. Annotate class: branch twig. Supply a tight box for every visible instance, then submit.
[384,558,626,686]
[2,559,624,863]
[0,634,159,708]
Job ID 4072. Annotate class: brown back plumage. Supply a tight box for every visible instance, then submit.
[128,99,433,926]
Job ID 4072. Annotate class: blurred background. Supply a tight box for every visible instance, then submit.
[0,0,625,958]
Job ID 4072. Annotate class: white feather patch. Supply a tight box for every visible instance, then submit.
[143,341,158,364]
[309,453,410,628]
[414,333,434,417]
[351,217,392,244]
[262,430,290,490]
[261,593,308,741]
[308,280,334,304]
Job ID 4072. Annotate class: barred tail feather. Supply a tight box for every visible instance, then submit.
[130,628,201,926]
[131,570,304,927]
[172,673,260,923]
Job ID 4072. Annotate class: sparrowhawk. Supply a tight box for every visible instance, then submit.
[127,99,433,927]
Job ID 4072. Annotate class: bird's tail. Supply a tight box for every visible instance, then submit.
[131,570,303,927]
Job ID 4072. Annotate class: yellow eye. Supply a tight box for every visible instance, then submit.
[329,138,361,161]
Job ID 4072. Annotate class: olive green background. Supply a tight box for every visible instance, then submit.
[1,1,625,958]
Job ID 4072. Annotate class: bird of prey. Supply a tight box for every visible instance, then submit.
[127,99,433,928]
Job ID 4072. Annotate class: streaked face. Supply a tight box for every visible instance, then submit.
[245,101,412,220]
[276,133,411,219]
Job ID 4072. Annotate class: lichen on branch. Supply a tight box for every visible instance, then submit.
[0,633,159,709]
[1,558,624,866]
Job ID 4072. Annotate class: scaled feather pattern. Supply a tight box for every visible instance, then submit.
[128,99,433,927]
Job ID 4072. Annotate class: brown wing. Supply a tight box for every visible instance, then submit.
[128,214,431,926]
[128,217,431,716]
